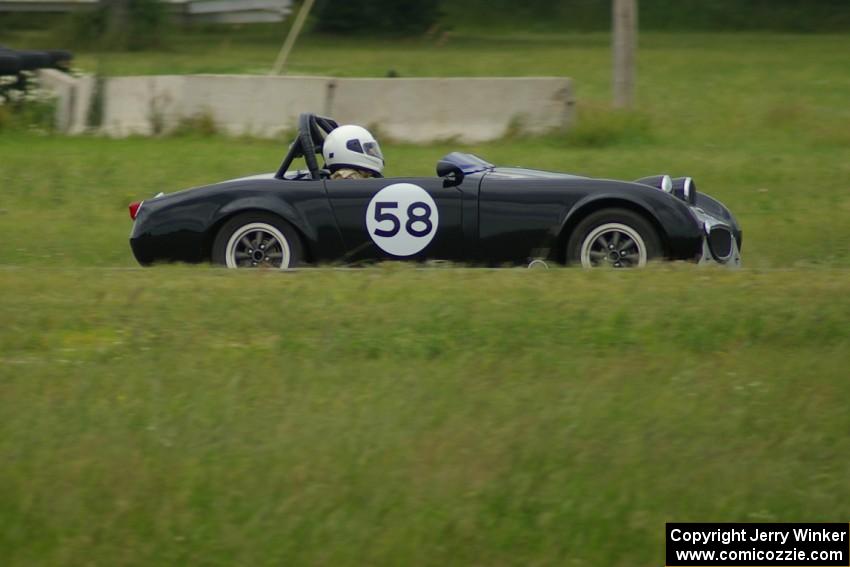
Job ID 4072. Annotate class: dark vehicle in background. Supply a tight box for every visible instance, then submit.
[129,114,742,269]
[1,45,73,99]
[0,46,72,76]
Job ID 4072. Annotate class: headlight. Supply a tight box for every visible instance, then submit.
[672,177,698,205]
[635,174,673,192]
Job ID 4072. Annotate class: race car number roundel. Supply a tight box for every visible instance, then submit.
[366,183,439,257]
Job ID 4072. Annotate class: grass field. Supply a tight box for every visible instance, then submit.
[2,28,850,566]
[2,267,850,566]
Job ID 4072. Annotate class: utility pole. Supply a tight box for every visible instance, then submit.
[612,0,637,108]
[271,0,317,75]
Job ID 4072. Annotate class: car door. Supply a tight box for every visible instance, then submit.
[324,177,464,263]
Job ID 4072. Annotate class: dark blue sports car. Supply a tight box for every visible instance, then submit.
[129,114,741,269]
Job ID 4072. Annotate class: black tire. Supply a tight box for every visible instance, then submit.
[566,208,662,268]
[212,212,304,269]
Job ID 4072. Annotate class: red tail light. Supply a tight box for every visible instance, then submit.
[129,201,142,220]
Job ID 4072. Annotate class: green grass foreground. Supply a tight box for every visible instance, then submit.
[1,267,849,566]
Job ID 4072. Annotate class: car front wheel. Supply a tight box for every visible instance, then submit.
[567,208,661,268]
[212,213,303,269]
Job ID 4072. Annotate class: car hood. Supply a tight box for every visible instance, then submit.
[225,172,277,182]
[487,167,589,180]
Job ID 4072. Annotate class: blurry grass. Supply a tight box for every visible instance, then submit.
[547,103,655,148]
[1,266,849,566]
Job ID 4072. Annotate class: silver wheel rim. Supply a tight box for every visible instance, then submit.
[225,223,291,269]
[580,223,647,269]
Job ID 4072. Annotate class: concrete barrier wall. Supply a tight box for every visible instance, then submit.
[42,73,575,143]
[36,68,77,131]
[331,77,574,142]
[183,75,330,137]
[102,75,185,136]
[68,74,95,135]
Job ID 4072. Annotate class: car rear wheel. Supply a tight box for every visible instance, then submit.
[212,213,303,269]
[567,208,661,268]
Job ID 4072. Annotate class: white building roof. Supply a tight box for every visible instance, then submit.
[0,0,293,23]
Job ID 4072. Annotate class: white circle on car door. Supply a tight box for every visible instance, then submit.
[366,183,439,257]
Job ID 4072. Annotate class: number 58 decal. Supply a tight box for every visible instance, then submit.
[366,183,439,256]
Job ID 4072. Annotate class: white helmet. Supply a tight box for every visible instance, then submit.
[322,124,384,176]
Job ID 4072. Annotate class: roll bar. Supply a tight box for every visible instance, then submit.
[274,113,339,180]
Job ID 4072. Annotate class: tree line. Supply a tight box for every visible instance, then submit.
[316,0,850,34]
[43,0,850,52]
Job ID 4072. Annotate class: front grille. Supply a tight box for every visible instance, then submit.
[708,227,734,261]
